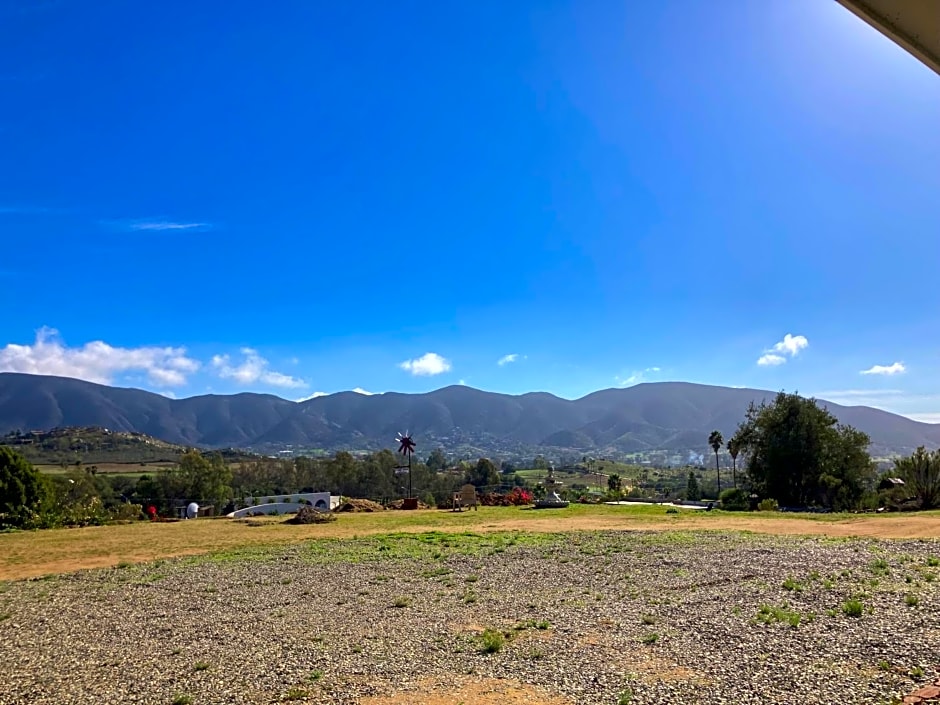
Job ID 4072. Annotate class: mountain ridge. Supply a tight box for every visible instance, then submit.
[1,372,938,456]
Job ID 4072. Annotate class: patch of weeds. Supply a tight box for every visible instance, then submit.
[463,591,478,604]
[870,558,890,576]
[782,577,803,592]
[352,645,363,654]
[808,570,821,581]
[618,689,634,705]
[754,604,804,628]
[283,687,309,701]
[422,567,452,578]
[911,666,925,679]
[281,578,292,585]
[308,670,324,682]
[641,632,659,645]
[116,560,132,569]
[171,695,194,705]
[842,599,863,618]
[528,647,544,660]
[923,571,936,583]
[926,557,940,567]
[536,620,550,630]
[878,660,892,671]
[479,628,506,654]
[905,593,919,607]
[392,596,412,608]
[465,574,480,583]
[171,647,182,655]
[193,661,210,671]
[641,614,656,625]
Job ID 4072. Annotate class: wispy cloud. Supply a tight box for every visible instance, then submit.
[757,333,808,366]
[211,348,306,389]
[0,327,199,387]
[908,413,940,424]
[352,387,374,395]
[616,366,661,386]
[399,352,452,376]
[296,391,329,402]
[497,354,519,366]
[0,205,53,215]
[860,362,906,376]
[128,221,211,232]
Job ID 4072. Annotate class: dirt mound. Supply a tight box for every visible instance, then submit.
[283,506,337,524]
[335,498,386,513]
[387,499,430,510]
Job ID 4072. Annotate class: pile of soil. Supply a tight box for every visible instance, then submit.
[387,499,430,510]
[284,506,337,524]
[334,499,386,513]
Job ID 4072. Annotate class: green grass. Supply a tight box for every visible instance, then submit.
[641,632,659,645]
[392,596,411,608]
[193,661,210,671]
[171,695,194,705]
[782,576,803,592]
[479,628,506,654]
[842,599,864,618]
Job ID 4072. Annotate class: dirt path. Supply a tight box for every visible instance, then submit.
[1,508,937,581]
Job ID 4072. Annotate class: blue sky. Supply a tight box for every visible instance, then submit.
[1,0,938,421]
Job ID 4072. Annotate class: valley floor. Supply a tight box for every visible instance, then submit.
[1,529,940,704]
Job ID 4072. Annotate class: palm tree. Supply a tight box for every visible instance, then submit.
[708,430,724,496]
[727,435,740,488]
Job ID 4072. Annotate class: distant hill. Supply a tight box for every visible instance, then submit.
[1,372,938,457]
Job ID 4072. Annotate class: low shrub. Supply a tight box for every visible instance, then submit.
[719,488,749,511]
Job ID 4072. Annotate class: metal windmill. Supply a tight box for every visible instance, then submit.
[395,431,417,500]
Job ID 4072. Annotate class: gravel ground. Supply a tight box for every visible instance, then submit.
[1,529,939,705]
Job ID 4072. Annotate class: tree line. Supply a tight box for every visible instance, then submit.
[704,391,940,511]
[3,390,939,528]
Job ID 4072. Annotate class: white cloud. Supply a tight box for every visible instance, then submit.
[458,379,467,386]
[757,334,808,366]
[211,348,306,389]
[399,352,452,376]
[128,221,210,232]
[908,413,940,424]
[497,354,519,366]
[296,391,329,402]
[771,334,809,356]
[757,353,786,367]
[616,366,662,386]
[860,362,906,376]
[0,327,199,387]
[352,387,374,395]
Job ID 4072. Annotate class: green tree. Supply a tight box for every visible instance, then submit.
[734,392,874,509]
[178,450,232,510]
[686,471,701,501]
[727,434,740,488]
[425,448,448,472]
[0,446,49,528]
[607,473,623,495]
[468,458,500,489]
[708,430,724,496]
[894,446,940,510]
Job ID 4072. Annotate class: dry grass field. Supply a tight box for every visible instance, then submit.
[2,504,939,581]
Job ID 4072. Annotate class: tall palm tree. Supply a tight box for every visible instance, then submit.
[727,435,740,488]
[708,430,724,496]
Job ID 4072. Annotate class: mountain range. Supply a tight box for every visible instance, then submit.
[1,372,938,457]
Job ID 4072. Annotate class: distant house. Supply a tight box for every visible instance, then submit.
[878,477,905,491]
